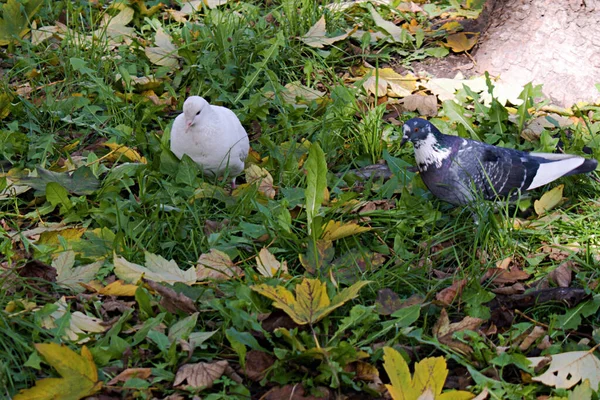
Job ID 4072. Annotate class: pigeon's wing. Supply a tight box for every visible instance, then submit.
[525,153,591,189]
[170,113,187,160]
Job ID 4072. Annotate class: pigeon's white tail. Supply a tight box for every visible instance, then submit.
[526,155,585,190]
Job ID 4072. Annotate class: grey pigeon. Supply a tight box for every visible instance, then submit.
[401,118,597,205]
[171,96,249,187]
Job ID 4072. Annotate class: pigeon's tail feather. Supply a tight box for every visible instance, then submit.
[564,158,597,176]
[527,156,592,190]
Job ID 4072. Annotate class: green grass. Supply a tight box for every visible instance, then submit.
[1,0,600,398]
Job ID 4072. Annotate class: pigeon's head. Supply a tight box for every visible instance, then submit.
[182,96,209,132]
[401,118,434,146]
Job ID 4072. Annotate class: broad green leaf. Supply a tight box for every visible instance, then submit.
[21,167,99,195]
[168,312,198,342]
[534,184,564,215]
[251,278,369,325]
[555,296,600,330]
[45,182,72,210]
[442,100,480,140]
[14,343,102,400]
[305,142,327,235]
[517,82,534,132]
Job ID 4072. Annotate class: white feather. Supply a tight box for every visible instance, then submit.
[413,133,451,171]
[170,96,249,181]
[526,156,585,189]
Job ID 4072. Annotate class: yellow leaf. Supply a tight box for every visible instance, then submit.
[245,165,276,199]
[383,347,474,400]
[103,142,147,163]
[13,343,102,400]
[528,350,600,389]
[256,247,288,277]
[53,250,103,293]
[98,280,138,296]
[299,16,354,48]
[534,184,564,215]
[321,220,371,241]
[251,278,369,325]
[444,33,478,53]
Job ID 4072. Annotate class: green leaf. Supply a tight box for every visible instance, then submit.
[390,304,421,328]
[556,296,600,330]
[168,312,198,343]
[22,167,100,195]
[424,46,449,58]
[442,100,480,140]
[517,82,533,133]
[45,182,72,211]
[305,142,327,235]
[0,0,43,45]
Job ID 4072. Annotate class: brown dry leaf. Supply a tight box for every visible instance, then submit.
[534,184,564,215]
[444,32,478,53]
[180,0,231,14]
[245,165,276,199]
[518,326,547,352]
[196,249,242,280]
[256,247,288,277]
[143,279,197,314]
[261,384,330,400]
[299,16,354,48]
[484,267,531,285]
[243,350,275,382]
[361,69,416,97]
[145,27,179,68]
[375,288,403,315]
[165,8,187,22]
[548,262,573,288]
[399,94,438,116]
[491,282,525,295]
[107,368,152,385]
[496,256,512,270]
[433,309,483,356]
[174,360,241,390]
[435,279,467,306]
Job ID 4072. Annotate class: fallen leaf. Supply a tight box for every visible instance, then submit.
[444,32,478,53]
[53,250,103,293]
[256,247,288,277]
[174,360,242,390]
[114,252,197,285]
[143,279,197,314]
[534,184,564,215]
[299,16,354,48]
[196,249,242,280]
[528,350,600,389]
[375,288,403,315]
[243,350,275,381]
[0,0,43,46]
[41,297,107,343]
[262,384,330,400]
[98,280,139,296]
[518,326,547,352]
[369,6,405,43]
[383,347,474,400]
[107,368,152,385]
[180,0,231,14]
[321,220,371,241]
[31,24,60,45]
[548,261,573,288]
[103,142,147,163]
[251,278,370,325]
[435,279,467,306]
[245,165,276,199]
[145,27,179,68]
[399,94,438,116]
[13,343,102,399]
[483,267,531,285]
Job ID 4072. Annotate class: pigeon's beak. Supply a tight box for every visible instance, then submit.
[400,125,410,146]
[185,119,193,132]
[401,136,408,146]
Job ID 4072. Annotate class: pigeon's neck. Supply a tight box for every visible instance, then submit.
[414,132,452,172]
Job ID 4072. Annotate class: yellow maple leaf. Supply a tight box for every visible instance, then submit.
[383,347,474,400]
[534,184,564,215]
[14,343,102,400]
[251,278,369,325]
[321,220,371,241]
[444,32,478,53]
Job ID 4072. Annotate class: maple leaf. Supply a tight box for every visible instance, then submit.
[53,250,103,293]
[299,16,354,48]
[13,343,102,400]
[114,252,197,285]
[144,27,179,68]
[251,278,370,325]
[256,247,288,277]
[383,347,474,400]
[321,220,371,241]
[245,165,276,199]
[196,248,242,281]
[528,350,600,390]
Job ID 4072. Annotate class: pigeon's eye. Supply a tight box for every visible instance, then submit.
[414,127,419,132]
[196,110,201,115]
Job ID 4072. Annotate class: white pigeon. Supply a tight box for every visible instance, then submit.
[171,96,250,187]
